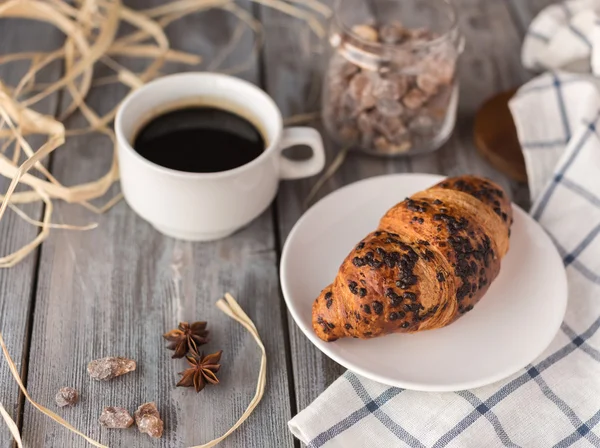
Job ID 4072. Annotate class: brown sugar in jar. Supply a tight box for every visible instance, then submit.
[322,0,463,156]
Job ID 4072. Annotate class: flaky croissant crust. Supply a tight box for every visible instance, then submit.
[312,175,513,342]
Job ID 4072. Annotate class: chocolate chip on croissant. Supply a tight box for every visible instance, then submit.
[312,175,513,342]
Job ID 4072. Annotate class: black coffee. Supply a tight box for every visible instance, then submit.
[133,106,265,173]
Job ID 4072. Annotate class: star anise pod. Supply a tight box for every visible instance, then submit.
[177,349,222,393]
[163,321,209,358]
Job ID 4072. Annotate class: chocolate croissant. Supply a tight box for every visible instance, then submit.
[312,175,513,342]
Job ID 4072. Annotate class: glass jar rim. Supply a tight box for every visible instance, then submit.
[332,0,459,50]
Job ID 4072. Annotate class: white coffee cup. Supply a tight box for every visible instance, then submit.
[115,72,325,241]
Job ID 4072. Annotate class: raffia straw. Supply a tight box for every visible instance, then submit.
[0,73,119,210]
[116,4,169,83]
[286,0,331,17]
[208,8,250,71]
[0,83,65,266]
[58,38,104,123]
[0,294,265,447]
[0,186,53,268]
[214,3,264,75]
[8,203,98,230]
[110,0,230,51]
[0,92,63,219]
[141,0,230,18]
[90,73,141,87]
[0,90,111,205]
[48,0,92,21]
[57,2,172,128]
[10,139,20,165]
[15,0,119,108]
[253,0,326,38]
[101,56,145,89]
[80,192,123,214]
[0,50,65,99]
[304,145,350,208]
[108,46,201,64]
[0,333,107,447]
[0,52,47,64]
[0,0,328,268]
[0,0,119,217]
[189,293,267,448]
[0,137,15,157]
[283,111,320,125]
[0,401,22,448]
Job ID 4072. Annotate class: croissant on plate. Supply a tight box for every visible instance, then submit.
[312,175,513,342]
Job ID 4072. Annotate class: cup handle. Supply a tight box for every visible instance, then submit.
[278,127,326,180]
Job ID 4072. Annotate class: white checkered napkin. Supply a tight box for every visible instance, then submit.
[288,15,600,448]
[508,71,600,202]
[522,0,600,74]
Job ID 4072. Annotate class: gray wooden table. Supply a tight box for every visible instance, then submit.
[0,1,552,446]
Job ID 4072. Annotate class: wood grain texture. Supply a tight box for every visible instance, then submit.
[0,1,558,447]
[259,0,538,413]
[18,1,294,447]
[0,19,63,448]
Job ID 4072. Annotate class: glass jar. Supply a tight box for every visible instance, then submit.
[322,0,463,156]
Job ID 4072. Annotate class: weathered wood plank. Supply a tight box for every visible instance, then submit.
[20,2,294,447]
[260,0,536,415]
[0,19,64,447]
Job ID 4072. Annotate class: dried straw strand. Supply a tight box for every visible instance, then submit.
[304,145,349,208]
[288,0,331,17]
[213,3,264,75]
[189,293,267,448]
[207,8,250,71]
[0,333,107,447]
[283,111,320,125]
[0,401,22,448]
[0,0,329,261]
[141,0,230,18]
[0,0,330,442]
[108,46,201,64]
[8,203,98,230]
[0,294,266,447]
[79,192,123,214]
[20,0,119,107]
[253,0,326,38]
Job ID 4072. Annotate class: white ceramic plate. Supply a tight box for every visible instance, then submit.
[280,174,567,391]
